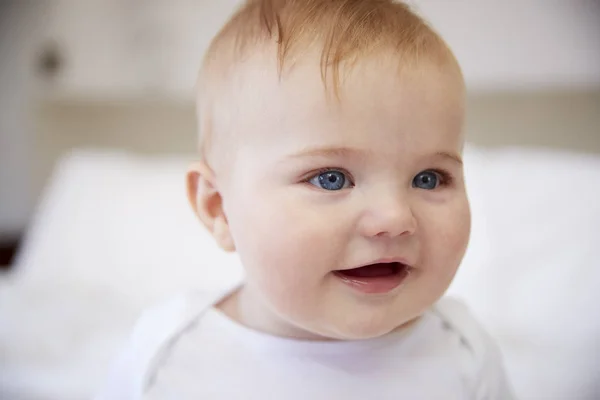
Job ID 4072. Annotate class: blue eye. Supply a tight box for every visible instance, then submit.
[309,170,350,191]
[412,170,441,190]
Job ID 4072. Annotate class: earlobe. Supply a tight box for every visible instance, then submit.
[213,217,236,252]
[186,162,236,252]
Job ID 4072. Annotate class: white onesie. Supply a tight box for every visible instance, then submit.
[95,289,514,400]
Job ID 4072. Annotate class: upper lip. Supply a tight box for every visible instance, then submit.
[337,257,414,271]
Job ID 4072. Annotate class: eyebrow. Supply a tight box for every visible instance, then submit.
[288,146,371,160]
[436,151,463,166]
[287,146,463,166]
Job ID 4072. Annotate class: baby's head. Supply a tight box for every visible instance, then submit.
[187,0,470,340]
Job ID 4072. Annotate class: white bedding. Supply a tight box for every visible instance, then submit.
[1,146,599,399]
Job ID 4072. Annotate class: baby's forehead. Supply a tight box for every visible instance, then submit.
[219,53,464,160]
[230,50,463,121]
[233,45,460,93]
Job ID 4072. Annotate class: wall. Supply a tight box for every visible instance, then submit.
[416,0,600,91]
[0,1,38,238]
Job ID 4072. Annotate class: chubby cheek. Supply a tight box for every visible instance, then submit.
[421,197,471,283]
[226,188,344,306]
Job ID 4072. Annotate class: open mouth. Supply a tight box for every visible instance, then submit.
[333,262,410,294]
[335,262,404,278]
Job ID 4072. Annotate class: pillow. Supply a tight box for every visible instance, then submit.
[1,150,243,399]
[14,150,243,293]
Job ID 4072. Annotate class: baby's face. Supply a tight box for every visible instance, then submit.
[215,52,469,340]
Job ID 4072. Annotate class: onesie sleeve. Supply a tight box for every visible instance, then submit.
[94,294,193,400]
[472,327,516,400]
[435,298,517,400]
[94,336,142,400]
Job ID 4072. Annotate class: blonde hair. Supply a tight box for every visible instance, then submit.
[197,0,460,159]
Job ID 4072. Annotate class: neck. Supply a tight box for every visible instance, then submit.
[216,283,336,341]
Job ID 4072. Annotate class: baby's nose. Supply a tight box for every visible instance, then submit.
[358,193,417,238]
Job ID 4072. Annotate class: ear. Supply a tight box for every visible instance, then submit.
[186,161,235,252]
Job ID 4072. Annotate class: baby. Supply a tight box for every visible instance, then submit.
[97,0,514,398]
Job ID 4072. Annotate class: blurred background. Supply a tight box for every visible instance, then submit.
[0,1,599,399]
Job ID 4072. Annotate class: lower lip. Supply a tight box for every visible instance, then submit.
[333,267,410,295]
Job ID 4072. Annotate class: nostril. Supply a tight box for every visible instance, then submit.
[361,205,417,238]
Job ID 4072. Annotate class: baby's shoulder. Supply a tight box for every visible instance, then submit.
[132,291,215,341]
[94,289,226,400]
[430,297,492,356]
[132,289,225,365]
[428,297,514,399]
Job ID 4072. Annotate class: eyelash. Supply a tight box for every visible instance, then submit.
[302,168,454,187]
